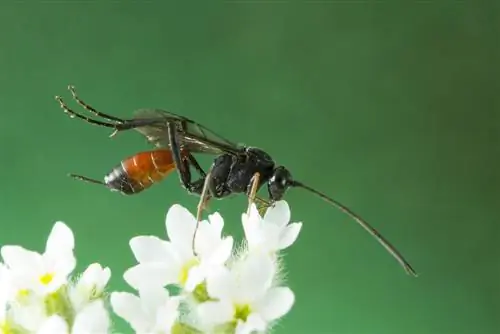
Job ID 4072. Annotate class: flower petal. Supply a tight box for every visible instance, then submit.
[80,263,111,290]
[278,222,302,250]
[184,265,205,292]
[208,212,224,235]
[165,205,196,261]
[197,300,234,326]
[42,270,71,294]
[0,265,11,308]
[1,246,43,274]
[123,263,177,290]
[154,296,181,332]
[235,254,274,303]
[36,315,68,334]
[193,219,215,256]
[12,297,47,331]
[261,223,282,251]
[256,287,295,321]
[44,251,76,282]
[45,221,74,254]
[236,313,267,334]
[243,204,262,226]
[138,285,171,314]
[110,292,150,333]
[166,204,196,246]
[73,300,110,334]
[242,210,264,246]
[205,236,233,265]
[130,236,172,263]
[206,266,234,300]
[264,201,290,228]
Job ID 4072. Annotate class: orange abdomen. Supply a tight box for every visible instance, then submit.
[124,149,176,184]
[105,149,185,194]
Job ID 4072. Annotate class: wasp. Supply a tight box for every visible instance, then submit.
[55,85,417,277]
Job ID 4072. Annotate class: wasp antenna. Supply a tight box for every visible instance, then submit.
[290,180,418,277]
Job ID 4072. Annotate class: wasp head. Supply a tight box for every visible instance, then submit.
[268,166,293,201]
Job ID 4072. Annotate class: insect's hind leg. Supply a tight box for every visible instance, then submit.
[67,85,127,123]
[55,91,153,137]
[187,153,207,178]
[166,122,210,196]
[55,95,121,129]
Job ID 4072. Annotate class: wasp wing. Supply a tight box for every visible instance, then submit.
[131,109,241,155]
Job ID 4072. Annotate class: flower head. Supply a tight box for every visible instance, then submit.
[197,253,295,334]
[69,263,111,311]
[0,221,113,333]
[37,299,110,334]
[1,222,76,296]
[242,201,302,255]
[110,286,182,334]
[124,204,233,292]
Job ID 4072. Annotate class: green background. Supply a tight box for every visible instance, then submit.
[0,2,497,333]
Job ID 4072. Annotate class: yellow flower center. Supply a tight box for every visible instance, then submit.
[0,321,12,334]
[39,272,54,285]
[178,258,199,286]
[15,289,32,305]
[17,289,30,298]
[234,304,251,322]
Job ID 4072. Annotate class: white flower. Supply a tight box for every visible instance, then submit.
[0,272,10,332]
[37,299,110,334]
[124,204,233,292]
[197,253,295,334]
[1,222,76,296]
[110,286,181,334]
[242,201,302,255]
[0,263,13,302]
[69,263,111,311]
[8,294,46,332]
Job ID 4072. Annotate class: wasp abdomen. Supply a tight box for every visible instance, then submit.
[104,149,177,195]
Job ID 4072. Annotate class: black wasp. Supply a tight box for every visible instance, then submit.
[55,85,417,277]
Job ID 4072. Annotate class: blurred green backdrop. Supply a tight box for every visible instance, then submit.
[0,1,497,333]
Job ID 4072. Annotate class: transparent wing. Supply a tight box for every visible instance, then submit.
[131,109,241,155]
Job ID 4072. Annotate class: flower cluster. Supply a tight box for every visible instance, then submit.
[0,222,111,333]
[0,201,302,334]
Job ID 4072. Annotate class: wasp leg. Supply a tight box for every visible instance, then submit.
[192,166,213,255]
[165,121,210,196]
[67,85,126,123]
[187,153,207,178]
[255,197,272,216]
[55,92,162,137]
[246,172,261,215]
[56,95,123,128]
